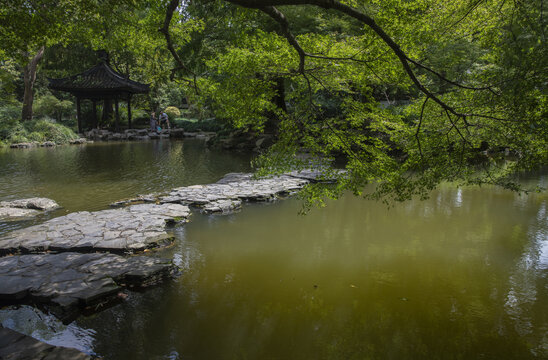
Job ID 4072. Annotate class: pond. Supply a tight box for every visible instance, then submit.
[0,140,547,359]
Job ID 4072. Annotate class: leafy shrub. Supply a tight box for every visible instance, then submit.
[164,106,181,121]
[27,131,45,142]
[9,133,29,143]
[31,119,78,144]
[0,102,21,123]
[34,94,73,121]
[172,117,226,132]
[0,120,29,143]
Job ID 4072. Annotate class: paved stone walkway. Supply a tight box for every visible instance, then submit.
[0,203,190,254]
[0,169,341,335]
[111,171,338,214]
[0,253,176,323]
[160,174,308,209]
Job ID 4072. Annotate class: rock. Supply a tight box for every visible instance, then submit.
[0,198,61,221]
[0,327,92,359]
[9,143,36,149]
[216,173,254,184]
[107,133,124,141]
[69,138,87,145]
[0,253,178,323]
[202,199,242,214]
[0,207,40,220]
[148,132,160,139]
[40,141,56,147]
[0,197,60,211]
[110,194,159,207]
[0,203,190,254]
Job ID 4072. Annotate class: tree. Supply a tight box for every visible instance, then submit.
[0,0,149,121]
[162,0,547,206]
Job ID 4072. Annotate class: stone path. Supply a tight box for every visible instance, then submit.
[0,198,60,221]
[0,253,176,323]
[0,326,92,359]
[160,174,308,212]
[0,203,190,254]
[111,170,340,214]
[0,168,342,341]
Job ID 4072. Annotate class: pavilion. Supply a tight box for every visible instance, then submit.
[48,52,149,133]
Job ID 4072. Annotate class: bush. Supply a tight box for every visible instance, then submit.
[172,117,226,132]
[0,102,21,123]
[34,94,73,121]
[31,119,78,144]
[27,131,45,142]
[164,106,181,122]
[0,120,29,143]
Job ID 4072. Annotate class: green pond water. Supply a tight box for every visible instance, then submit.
[0,140,547,359]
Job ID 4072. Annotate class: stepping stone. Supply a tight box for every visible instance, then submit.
[160,175,309,209]
[0,203,190,254]
[0,253,177,323]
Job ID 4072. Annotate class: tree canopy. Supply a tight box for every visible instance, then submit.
[0,0,546,205]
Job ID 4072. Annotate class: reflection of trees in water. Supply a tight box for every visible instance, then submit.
[504,200,548,356]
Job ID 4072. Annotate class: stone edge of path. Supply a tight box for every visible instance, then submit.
[0,198,61,222]
[0,203,191,256]
[0,326,93,360]
[110,169,344,214]
[0,253,179,324]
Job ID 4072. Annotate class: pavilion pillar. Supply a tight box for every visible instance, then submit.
[114,97,120,132]
[92,100,98,129]
[76,97,82,134]
[127,95,132,130]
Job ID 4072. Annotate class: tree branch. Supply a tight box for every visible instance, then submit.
[227,0,510,123]
[160,0,199,93]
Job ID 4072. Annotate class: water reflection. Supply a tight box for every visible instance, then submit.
[0,143,547,359]
[0,306,96,355]
[72,185,548,359]
[0,140,251,235]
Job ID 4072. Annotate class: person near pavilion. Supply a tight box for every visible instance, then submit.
[159,111,170,130]
[150,112,157,132]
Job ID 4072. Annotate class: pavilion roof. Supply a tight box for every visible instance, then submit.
[48,61,149,98]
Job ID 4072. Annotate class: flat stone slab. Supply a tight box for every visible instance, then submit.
[0,253,177,323]
[0,203,190,254]
[0,326,91,359]
[110,170,344,214]
[0,198,61,221]
[160,175,309,206]
[202,199,243,214]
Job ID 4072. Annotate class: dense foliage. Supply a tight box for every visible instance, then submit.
[0,0,546,203]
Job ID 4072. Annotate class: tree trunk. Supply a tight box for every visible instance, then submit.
[265,77,286,134]
[21,46,45,121]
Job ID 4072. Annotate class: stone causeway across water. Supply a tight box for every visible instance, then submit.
[0,169,339,332]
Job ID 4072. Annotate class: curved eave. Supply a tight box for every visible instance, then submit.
[47,62,150,96]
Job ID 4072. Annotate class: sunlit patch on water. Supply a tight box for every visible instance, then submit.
[1,143,547,359]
